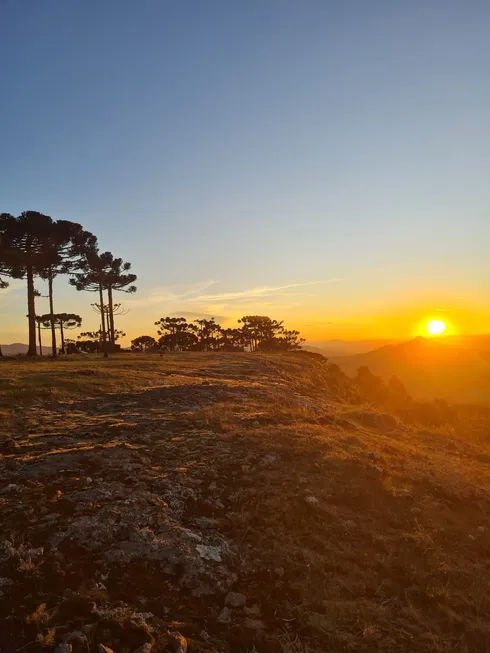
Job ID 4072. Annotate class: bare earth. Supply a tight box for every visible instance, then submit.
[1,353,490,653]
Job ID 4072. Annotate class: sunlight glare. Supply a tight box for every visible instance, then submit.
[426,319,447,336]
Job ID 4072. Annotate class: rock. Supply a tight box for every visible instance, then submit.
[193,517,220,529]
[132,644,153,653]
[196,544,222,562]
[478,526,485,533]
[0,577,13,597]
[305,496,319,506]
[2,483,20,494]
[54,644,72,653]
[259,453,279,467]
[225,591,247,607]
[168,631,187,653]
[394,489,412,498]
[244,603,261,616]
[363,451,381,460]
[217,606,231,623]
[244,618,265,631]
[274,567,285,578]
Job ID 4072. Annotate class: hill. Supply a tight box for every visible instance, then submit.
[332,335,490,404]
[1,353,490,652]
[304,338,398,357]
[1,343,52,356]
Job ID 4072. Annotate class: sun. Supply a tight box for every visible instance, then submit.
[426,319,447,336]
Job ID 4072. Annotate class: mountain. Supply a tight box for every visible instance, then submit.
[331,335,490,404]
[304,338,399,357]
[1,343,52,356]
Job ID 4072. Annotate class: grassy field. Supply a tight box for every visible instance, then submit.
[1,353,490,652]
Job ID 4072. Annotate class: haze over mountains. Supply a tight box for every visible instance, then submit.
[330,334,490,404]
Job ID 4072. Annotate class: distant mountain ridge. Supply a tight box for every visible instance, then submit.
[1,343,52,356]
[331,334,490,404]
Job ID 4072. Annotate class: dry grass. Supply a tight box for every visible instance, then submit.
[1,352,490,652]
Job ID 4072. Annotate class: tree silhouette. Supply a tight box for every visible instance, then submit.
[238,315,284,351]
[104,256,136,344]
[38,313,82,354]
[154,317,198,351]
[194,318,221,351]
[70,250,112,357]
[40,220,96,358]
[131,335,157,352]
[0,211,54,355]
[0,272,9,357]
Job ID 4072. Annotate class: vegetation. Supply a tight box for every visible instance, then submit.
[0,211,136,358]
[1,352,490,652]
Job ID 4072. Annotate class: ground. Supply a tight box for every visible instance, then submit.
[1,353,490,653]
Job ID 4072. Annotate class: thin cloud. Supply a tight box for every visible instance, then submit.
[192,279,343,303]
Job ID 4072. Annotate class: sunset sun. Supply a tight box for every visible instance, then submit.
[426,319,447,336]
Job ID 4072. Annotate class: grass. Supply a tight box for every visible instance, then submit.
[1,352,490,652]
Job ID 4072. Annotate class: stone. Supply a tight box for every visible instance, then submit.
[168,631,187,653]
[217,606,231,623]
[478,526,485,533]
[132,645,153,653]
[193,517,220,530]
[274,567,285,578]
[244,603,261,616]
[394,489,412,498]
[54,645,72,653]
[196,544,222,562]
[225,591,247,607]
[244,618,265,631]
[364,451,381,460]
[305,496,319,506]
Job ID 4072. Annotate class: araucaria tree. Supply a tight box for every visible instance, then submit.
[40,221,96,358]
[38,313,82,354]
[70,250,136,356]
[0,211,54,356]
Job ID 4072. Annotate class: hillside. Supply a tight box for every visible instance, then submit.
[1,344,52,356]
[1,353,490,652]
[332,335,490,404]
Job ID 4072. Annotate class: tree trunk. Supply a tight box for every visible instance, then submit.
[60,320,65,354]
[38,321,43,356]
[99,282,108,358]
[48,272,57,358]
[107,285,115,344]
[26,266,37,356]
[0,345,3,357]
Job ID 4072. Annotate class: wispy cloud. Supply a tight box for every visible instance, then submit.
[125,279,217,307]
[192,279,343,303]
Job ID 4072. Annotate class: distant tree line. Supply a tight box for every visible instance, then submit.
[0,210,137,357]
[131,315,305,353]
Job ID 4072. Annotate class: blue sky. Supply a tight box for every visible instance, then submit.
[1,0,488,343]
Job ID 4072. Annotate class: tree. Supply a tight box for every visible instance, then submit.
[0,211,54,356]
[40,221,96,358]
[258,328,305,352]
[78,328,125,353]
[154,317,198,351]
[104,256,136,345]
[131,335,157,352]
[38,313,82,354]
[91,301,129,346]
[238,315,285,351]
[0,274,8,357]
[194,318,221,351]
[218,327,244,351]
[70,250,112,357]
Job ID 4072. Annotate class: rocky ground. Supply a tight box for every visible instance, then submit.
[1,353,490,653]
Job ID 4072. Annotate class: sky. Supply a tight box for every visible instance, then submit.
[1,0,489,346]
